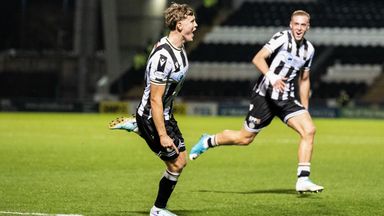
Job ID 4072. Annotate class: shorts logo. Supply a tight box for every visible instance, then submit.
[248,116,261,128]
[294,100,304,107]
[249,104,254,111]
[179,141,185,148]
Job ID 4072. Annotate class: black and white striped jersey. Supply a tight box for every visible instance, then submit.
[137,37,189,120]
[254,30,315,101]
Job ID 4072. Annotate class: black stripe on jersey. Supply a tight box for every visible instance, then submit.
[296,44,300,57]
[161,44,180,72]
[253,75,264,92]
[303,39,308,61]
[158,44,182,108]
[142,94,152,117]
[180,51,186,67]
[163,82,177,107]
[267,44,284,67]
[278,66,295,100]
[148,43,180,72]
[267,31,284,46]
[274,60,285,75]
[273,31,284,40]
[149,44,165,60]
[285,66,295,80]
[287,32,293,53]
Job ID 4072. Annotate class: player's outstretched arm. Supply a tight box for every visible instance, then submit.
[252,47,286,91]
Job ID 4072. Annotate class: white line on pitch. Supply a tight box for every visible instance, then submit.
[0,211,83,216]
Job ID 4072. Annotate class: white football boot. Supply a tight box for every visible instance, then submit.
[109,116,139,134]
[150,206,177,216]
[296,178,324,193]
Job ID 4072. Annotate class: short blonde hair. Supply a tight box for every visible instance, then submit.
[164,3,195,30]
[291,10,311,21]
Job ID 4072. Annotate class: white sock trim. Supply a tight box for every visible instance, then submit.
[211,135,217,146]
[297,163,311,176]
[203,135,217,148]
[163,169,180,181]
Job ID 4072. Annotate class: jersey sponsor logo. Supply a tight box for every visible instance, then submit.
[157,54,167,72]
[285,53,306,69]
[170,72,185,82]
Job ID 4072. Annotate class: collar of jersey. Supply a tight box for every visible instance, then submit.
[166,37,183,51]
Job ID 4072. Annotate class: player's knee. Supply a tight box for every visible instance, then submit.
[307,125,316,136]
[176,157,187,171]
[168,155,187,173]
[237,136,253,146]
[302,125,316,139]
[181,159,187,169]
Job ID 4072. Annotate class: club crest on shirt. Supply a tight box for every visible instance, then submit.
[174,61,180,71]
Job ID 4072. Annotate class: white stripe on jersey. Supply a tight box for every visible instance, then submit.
[137,37,189,120]
[255,30,315,101]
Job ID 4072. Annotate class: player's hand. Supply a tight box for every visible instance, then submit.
[160,134,179,154]
[265,71,287,92]
[272,78,287,92]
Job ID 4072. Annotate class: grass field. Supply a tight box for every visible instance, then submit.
[0,112,383,216]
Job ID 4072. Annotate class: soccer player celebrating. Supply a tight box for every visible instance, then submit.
[109,3,197,215]
[189,10,323,193]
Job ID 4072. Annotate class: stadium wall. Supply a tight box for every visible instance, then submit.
[2,99,383,119]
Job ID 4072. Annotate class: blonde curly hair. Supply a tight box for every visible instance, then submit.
[164,2,195,30]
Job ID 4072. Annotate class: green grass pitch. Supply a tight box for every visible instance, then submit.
[0,112,383,215]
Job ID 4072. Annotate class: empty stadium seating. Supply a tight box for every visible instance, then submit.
[184,0,384,102]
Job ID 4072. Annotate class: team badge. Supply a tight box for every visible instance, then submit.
[174,62,180,71]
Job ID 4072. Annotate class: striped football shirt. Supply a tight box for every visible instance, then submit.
[137,37,188,120]
[254,30,315,100]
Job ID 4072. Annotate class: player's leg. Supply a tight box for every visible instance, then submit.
[190,94,273,160]
[287,112,323,193]
[151,151,186,216]
[147,116,186,216]
[287,112,315,163]
[189,128,257,160]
